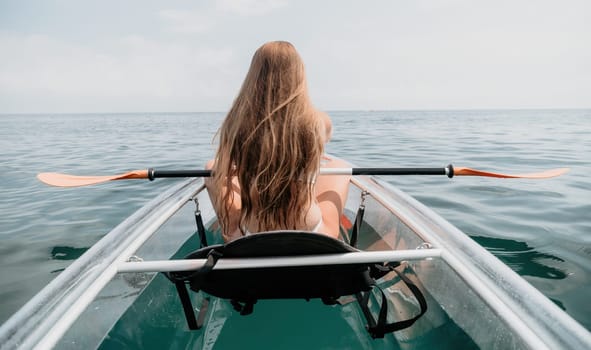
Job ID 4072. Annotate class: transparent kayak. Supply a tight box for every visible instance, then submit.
[1,171,590,349]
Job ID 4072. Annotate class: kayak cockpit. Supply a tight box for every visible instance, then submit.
[163,230,428,339]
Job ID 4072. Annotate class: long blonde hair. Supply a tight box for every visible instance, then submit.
[213,41,324,234]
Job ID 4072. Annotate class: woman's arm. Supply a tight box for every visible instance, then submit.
[317,111,333,143]
[204,160,243,242]
[314,157,351,238]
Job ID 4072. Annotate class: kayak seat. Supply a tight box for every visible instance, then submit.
[166,231,427,339]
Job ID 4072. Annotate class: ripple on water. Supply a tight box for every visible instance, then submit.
[1,111,590,331]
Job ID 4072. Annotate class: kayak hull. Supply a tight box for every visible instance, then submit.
[1,166,590,349]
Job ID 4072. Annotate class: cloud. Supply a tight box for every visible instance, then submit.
[158,1,289,36]
[1,0,589,112]
[0,0,291,113]
[0,32,239,112]
[216,0,288,16]
[158,9,215,34]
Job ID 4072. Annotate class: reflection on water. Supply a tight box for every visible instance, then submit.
[549,298,565,310]
[472,236,567,280]
[51,246,89,260]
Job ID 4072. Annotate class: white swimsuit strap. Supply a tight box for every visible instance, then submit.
[242,218,322,235]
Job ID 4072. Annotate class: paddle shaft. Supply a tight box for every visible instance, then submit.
[148,165,454,180]
[148,169,212,179]
[37,165,568,187]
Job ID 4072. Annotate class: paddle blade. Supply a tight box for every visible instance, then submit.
[37,170,149,187]
[454,167,569,179]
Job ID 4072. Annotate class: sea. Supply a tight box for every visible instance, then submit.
[0,110,589,344]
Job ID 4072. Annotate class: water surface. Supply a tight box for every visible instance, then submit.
[0,110,589,332]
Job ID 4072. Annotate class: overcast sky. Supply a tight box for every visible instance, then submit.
[1,0,589,113]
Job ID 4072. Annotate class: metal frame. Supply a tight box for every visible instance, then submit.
[117,249,442,273]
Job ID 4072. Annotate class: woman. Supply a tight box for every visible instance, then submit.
[205,41,350,242]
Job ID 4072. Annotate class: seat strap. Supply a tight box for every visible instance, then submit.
[193,198,208,248]
[349,190,368,248]
[370,261,401,280]
[367,268,428,338]
[349,204,365,248]
[174,280,199,329]
[170,250,222,330]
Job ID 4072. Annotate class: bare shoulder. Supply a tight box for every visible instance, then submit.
[321,155,351,168]
[315,110,332,142]
[315,155,351,238]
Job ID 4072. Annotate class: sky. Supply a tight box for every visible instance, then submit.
[0,0,590,113]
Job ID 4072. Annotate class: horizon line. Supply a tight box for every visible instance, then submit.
[1,107,590,116]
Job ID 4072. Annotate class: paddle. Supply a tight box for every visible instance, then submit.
[37,165,569,187]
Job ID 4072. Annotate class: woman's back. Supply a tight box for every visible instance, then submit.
[205,41,350,242]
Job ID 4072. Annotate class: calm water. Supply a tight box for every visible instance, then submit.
[0,110,590,336]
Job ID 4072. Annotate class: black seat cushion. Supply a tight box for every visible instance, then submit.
[171,231,375,301]
[167,230,427,338]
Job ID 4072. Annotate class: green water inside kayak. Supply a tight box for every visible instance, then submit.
[98,230,478,350]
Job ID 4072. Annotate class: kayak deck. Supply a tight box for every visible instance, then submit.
[1,174,590,349]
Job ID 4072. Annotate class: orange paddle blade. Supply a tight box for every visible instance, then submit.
[454,167,569,179]
[37,170,149,187]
